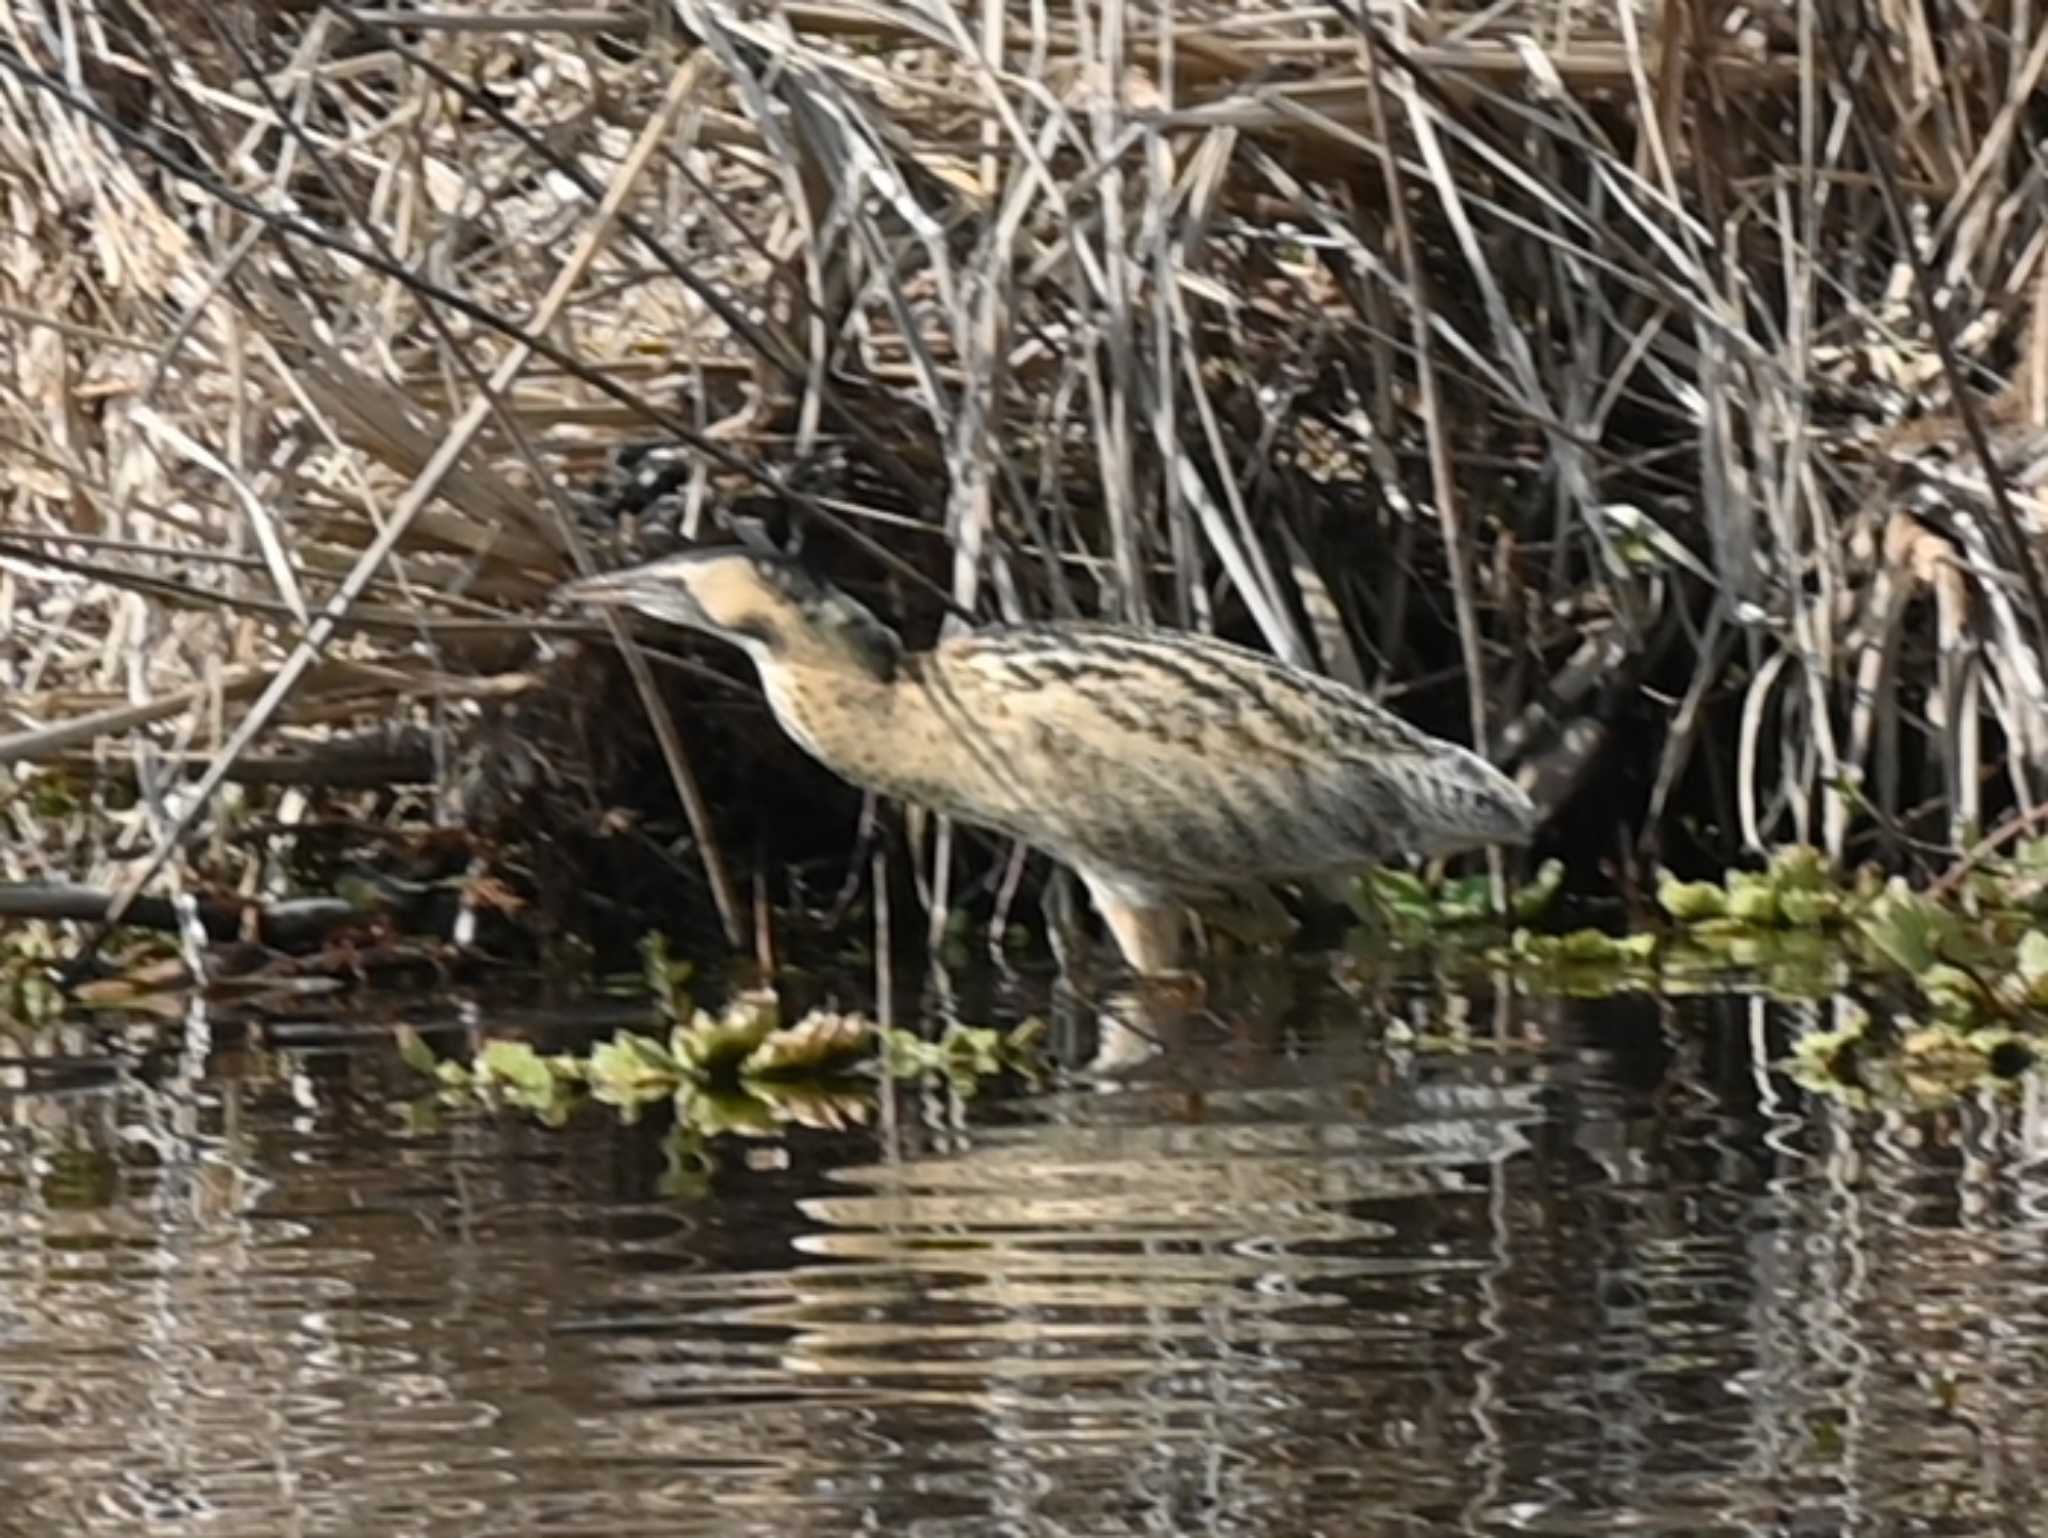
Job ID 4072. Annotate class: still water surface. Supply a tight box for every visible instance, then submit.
[4,971,2046,1535]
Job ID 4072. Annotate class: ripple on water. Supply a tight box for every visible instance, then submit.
[3,987,2048,1533]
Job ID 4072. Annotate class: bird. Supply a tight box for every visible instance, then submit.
[560,546,1539,975]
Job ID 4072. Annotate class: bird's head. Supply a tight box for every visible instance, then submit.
[559,547,904,681]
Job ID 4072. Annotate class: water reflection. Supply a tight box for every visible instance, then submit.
[2,978,2045,1534]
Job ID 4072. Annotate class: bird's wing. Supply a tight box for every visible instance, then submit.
[917,627,1446,880]
[933,624,1454,776]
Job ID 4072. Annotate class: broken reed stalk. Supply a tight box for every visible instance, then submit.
[4,0,2048,957]
[85,44,745,953]
[1358,28,1501,901]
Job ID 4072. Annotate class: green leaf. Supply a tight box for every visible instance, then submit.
[1512,859,1565,922]
[741,1010,875,1078]
[938,1022,1003,1076]
[638,931,693,1019]
[1657,873,1728,922]
[1364,867,1437,923]
[1787,1013,1870,1095]
[1003,1016,1049,1058]
[1858,881,1959,977]
[1505,928,1658,972]
[434,1059,475,1091]
[394,1024,439,1077]
[876,1021,1019,1087]
[476,1040,566,1115]
[1766,844,1830,892]
[1918,964,1986,1022]
[2016,930,2048,985]
[587,1031,681,1106]
[678,1084,783,1138]
[1434,875,1494,924]
[478,1038,548,1087]
[1777,887,1840,928]
[1724,872,1780,926]
[657,1124,715,1199]
[1561,929,1649,962]
[880,1027,945,1078]
[672,990,780,1076]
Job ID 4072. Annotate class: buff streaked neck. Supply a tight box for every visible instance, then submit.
[750,648,909,777]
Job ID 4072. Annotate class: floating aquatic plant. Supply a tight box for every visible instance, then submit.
[1350,858,1565,943]
[1635,844,2048,1102]
[1490,927,1661,997]
[1644,847,2048,1014]
[1788,999,2037,1110]
[1424,846,2048,1109]
[394,941,1047,1157]
[1656,844,1872,932]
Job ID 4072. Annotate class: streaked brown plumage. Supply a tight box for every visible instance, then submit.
[562,547,1538,973]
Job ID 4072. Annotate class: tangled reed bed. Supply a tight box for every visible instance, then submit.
[2,0,2047,964]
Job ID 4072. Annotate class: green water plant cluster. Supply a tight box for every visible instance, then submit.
[1502,842,2048,1104]
[1657,844,2048,1019]
[1787,999,2037,1111]
[1494,926,1662,997]
[1485,842,2048,1002]
[1349,858,1566,946]
[395,935,1045,1153]
[1654,842,1856,929]
[1648,843,1870,999]
[1489,845,1863,994]
[1783,886,2046,1106]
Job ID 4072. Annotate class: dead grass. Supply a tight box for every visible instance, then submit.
[2,0,2046,956]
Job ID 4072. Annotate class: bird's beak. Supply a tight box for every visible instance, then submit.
[557,568,654,607]
[557,559,712,632]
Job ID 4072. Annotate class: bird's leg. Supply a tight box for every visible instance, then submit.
[1098,907,1207,1016]
[1074,872,1192,979]
[1094,895,1189,976]
[1044,879,1205,1073]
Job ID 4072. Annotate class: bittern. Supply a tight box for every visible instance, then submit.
[562,548,1538,974]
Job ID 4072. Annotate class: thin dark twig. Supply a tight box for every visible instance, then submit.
[194,8,766,947]
[0,42,968,620]
[1926,802,2048,903]
[0,881,361,947]
[1815,5,2048,643]
[335,9,946,518]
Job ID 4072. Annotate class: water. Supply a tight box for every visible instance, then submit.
[4,971,2047,1536]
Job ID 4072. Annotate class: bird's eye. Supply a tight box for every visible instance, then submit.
[730,616,779,650]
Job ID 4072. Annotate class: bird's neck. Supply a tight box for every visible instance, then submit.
[751,651,905,777]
